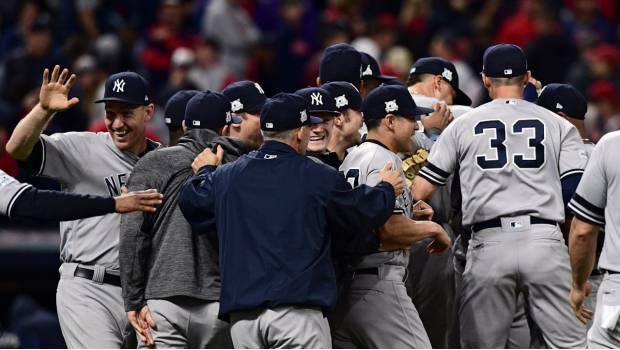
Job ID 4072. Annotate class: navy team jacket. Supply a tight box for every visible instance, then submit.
[178,140,396,318]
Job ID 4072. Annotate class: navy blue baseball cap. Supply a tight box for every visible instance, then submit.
[482,44,528,78]
[184,91,232,131]
[95,71,152,105]
[295,87,340,116]
[221,81,267,122]
[361,52,396,82]
[321,81,362,112]
[164,90,200,128]
[319,43,362,87]
[260,93,323,131]
[409,57,472,106]
[363,85,433,121]
[537,83,588,120]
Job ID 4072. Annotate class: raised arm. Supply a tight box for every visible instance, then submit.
[6,65,79,160]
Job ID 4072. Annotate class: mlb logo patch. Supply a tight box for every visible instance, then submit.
[192,120,201,126]
[510,221,522,229]
[504,69,513,75]
[265,122,274,129]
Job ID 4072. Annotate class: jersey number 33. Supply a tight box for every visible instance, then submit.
[474,119,545,170]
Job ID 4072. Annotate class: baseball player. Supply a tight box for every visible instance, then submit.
[320,82,364,165]
[120,91,243,348]
[333,84,451,348]
[412,44,588,348]
[178,92,404,348]
[360,52,396,97]
[404,56,472,348]
[221,80,266,150]
[568,130,620,348]
[295,87,341,167]
[164,90,199,146]
[537,83,605,331]
[0,169,161,220]
[5,66,159,348]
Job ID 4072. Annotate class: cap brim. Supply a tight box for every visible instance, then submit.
[94,97,148,106]
[412,106,435,116]
[230,115,243,124]
[308,109,341,116]
[307,116,324,125]
[453,87,472,106]
[363,74,397,82]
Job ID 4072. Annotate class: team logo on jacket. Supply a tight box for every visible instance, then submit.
[231,99,244,113]
[335,95,348,108]
[112,79,125,93]
[385,100,398,113]
[442,68,453,82]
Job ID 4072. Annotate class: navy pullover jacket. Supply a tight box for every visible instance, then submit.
[178,140,396,318]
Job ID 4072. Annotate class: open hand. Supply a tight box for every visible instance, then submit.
[378,162,404,196]
[192,145,225,173]
[39,65,79,113]
[115,187,163,213]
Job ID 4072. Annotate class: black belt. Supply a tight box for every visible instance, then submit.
[472,217,556,232]
[355,267,379,275]
[74,266,121,287]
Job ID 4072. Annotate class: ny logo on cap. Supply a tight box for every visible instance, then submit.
[310,92,323,106]
[362,65,373,77]
[385,100,398,113]
[300,109,308,123]
[231,99,244,113]
[442,68,453,82]
[409,67,416,74]
[112,79,126,93]
[254,83,265,94]
[335,95,348,108]
[556,103,563,110]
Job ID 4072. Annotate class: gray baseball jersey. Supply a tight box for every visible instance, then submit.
[0,170,31,217]
[419,98,588,226]
[339,140,411,268]
[35,132,147,269]
[569,131,620,272]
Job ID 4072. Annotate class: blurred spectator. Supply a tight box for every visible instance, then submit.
[526,9,579,85]
[0,0,40,54]
[203,0,260,77]
[429,31,485,106]
[156,47,199,105]
[495,0,545,48]
[271,0,317,92]
[142,0,198,91]
[587,80,620,141]
[69,55,107,128]
[561,0,616,48]
[567,42,620,94]
[384,46,412,82]
[188,38,236,92]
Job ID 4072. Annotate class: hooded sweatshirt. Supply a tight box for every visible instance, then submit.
[120,128,248,311]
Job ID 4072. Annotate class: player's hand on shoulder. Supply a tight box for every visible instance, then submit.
[39,65,79,113]
[411,200,433,221]
[378,161,404,196]
[426,222,451,255]
[421,102,453,131]
[115,187,163,213]
[192,145,225,173]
